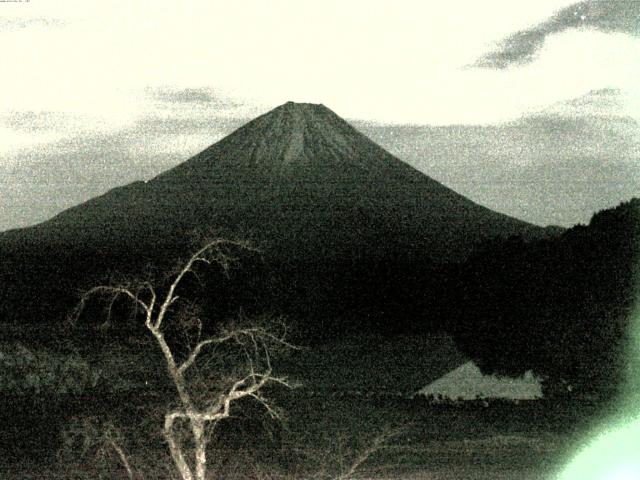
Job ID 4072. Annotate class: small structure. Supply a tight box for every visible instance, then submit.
[416,361,543,401]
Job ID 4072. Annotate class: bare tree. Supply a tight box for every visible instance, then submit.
[71,239,295,480]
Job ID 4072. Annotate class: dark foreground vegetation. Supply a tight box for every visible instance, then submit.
[0,358,605,479]
[0,199,637,478]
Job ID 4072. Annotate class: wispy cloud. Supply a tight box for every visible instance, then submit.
[356,89,640,227]
[149,87,243,108]
[2,111,80,132]
[544,87,626,117]
[476,0,640,69]
[0,110,249,231]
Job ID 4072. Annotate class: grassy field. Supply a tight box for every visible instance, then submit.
[0,392,592,479]
[0,329,606,479]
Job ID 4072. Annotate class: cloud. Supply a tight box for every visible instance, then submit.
[0,1,604,127]
[2,111,81,132]
[559,87,622,110]
[476,0,640,68]
[0,86,253,157]
[356,90,640,227]
[150,87,243,108]
[0,111,250,231]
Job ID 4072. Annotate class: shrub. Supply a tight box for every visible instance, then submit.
[0,342,101,396]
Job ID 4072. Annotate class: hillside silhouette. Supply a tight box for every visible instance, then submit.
[449,198,640,399]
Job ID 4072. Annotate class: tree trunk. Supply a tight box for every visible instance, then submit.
[165,414,194,480]
[193,419,208,480]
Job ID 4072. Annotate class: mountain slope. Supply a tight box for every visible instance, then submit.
[0,102,550,328]
[4,102,542,256]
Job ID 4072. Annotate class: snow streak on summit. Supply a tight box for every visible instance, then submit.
[158,101,432,180]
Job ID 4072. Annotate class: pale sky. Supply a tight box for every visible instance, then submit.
[1,1,639,230]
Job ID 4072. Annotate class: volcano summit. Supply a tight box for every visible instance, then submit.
[0,102,549,327]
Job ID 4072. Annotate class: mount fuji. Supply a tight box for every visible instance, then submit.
[0,102,553,328]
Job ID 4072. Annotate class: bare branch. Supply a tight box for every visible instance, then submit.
[70,285,152,328]
[335,426,406,480]
[177,335,231,375]
[107,437,134,480]
[154,239,255,330]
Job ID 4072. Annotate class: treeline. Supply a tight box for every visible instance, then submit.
[447,198,640,399]
[2,195,638,401]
